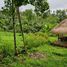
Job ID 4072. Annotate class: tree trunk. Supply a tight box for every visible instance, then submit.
[16,7,27,54]
[12,0,17,56]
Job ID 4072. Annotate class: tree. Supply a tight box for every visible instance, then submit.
[3,0,49,55]
[29,0,49,17]
[15,0,49,52]
[0,4,12,31]
[56,10,67,21]
[15,1,28,54]
[12,0,17,55]
[3,0,17,55]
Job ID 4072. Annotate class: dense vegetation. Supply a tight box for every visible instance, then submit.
[0,0,67,67]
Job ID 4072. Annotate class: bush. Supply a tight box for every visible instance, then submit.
[2,56,13,65]
[25,32,48,49]
[0,44,13,58]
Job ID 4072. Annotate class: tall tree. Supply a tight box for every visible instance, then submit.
[3,0,17,55]
[14,0,28,53]
[12,0,17,55]
[14,0,49,53]
[3,0,49,54]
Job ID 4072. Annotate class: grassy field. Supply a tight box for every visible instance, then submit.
[0,31,67,67]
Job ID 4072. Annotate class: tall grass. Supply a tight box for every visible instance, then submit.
[0,32,67,67]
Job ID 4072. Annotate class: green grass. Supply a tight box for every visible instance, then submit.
[0,31,23,48]
[0,31,67,67]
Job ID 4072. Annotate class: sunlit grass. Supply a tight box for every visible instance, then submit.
[0,31,67,67]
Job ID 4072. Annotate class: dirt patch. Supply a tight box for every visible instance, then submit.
[29,52,47,59]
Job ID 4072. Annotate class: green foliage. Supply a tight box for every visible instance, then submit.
[0,9,60,33]
[2,56,13,65]
[35,0,49,17]
[52,9,67,22]
[56,10,67,21]
[0,32,67,67]
[2,0,49,32]
[29,0,49,17]
[15,0,28,6]
[21,11,43,33]
[25,32,48,49]
[0,45,12,57]
[0,5,12,31]
[40,15,59,33]
[0,32,23,56]
[20,10,57,33]
[0,0,67,67]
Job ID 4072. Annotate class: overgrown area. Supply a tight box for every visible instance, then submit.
[0,32,67,67]
[0,0,67,67]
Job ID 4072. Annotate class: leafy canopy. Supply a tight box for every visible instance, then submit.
[4,0,49,16]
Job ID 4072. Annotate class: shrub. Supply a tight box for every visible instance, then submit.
[25,32,48,49]
[0,44,13,58]
[2,56,13,65]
